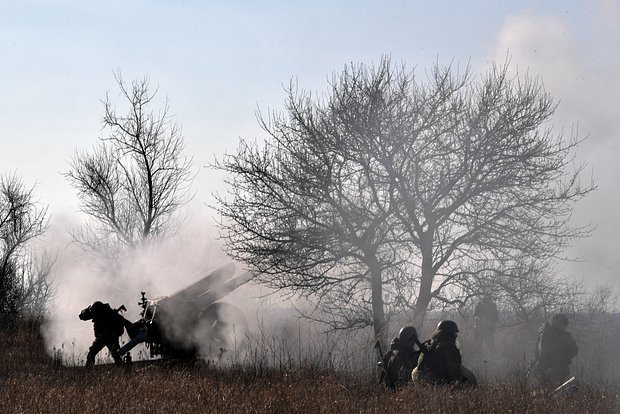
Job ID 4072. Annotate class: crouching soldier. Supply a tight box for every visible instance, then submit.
[79,301,129,367]
[411,320,477,387]
[380,326,423,389]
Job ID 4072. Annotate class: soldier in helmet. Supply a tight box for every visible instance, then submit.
[79,301,129,367]
[532,313,578,387]
[412,320,477,387]
[380,325,422,388]
[473,295,499,353]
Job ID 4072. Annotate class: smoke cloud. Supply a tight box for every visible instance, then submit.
[36,202,354,368]
[490,4,620,290]
[39,206,252,364]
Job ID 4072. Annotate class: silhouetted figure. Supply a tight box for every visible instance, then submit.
[79,301,129,366]
[532,313,578,387]
[474,296,499,353]
[380,325,422,389]
[412,320,477,387]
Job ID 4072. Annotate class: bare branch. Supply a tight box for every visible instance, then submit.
[66,74,194,257]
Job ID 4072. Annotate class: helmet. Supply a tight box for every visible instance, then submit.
[550,313,569,329]
[436,320,459,334]
[90,301,106,314]
[91,301,104,309]
[398,325,418,343]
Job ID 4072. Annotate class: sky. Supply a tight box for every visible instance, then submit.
[1,0,619,298]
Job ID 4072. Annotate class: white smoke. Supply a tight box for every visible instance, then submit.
[489,5,620,290]
[39,206,246,364]
[37,200,348,367]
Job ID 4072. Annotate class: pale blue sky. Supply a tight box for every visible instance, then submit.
[1,0,619,286]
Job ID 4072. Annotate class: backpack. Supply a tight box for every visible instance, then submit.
[96,303,127,337]
[110,308,127,337]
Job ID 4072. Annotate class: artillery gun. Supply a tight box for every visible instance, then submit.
[120,263,251,361]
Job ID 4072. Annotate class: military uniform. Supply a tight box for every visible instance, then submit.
[79,301,127,366]
[474,296,498,353]
[412,320,477,386]
[382,326,421,389]
[534,314,578,386]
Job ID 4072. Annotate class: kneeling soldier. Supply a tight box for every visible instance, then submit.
[412,320,477,387]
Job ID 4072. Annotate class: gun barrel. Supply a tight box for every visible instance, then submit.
[163,266,252,310]
[168,263,236,302]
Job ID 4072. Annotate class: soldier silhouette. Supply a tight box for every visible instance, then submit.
[473,296,499,354]
[532,313,578,387]
[380,326,422,388]
[412,320,477,387]
[79,301,129,366]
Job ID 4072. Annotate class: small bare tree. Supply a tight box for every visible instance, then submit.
[66,74,193,256]
[14,251,55,321]
[0,173,49,325]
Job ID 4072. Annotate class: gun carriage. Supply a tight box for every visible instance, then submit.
[120,263,250,361]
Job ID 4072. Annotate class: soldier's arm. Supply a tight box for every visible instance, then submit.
[566,334,578,359]
[538,329,552,361]
[443,343,462,381]
[79,307,93,321]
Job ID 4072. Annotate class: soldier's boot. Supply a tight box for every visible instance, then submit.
[460,365,477,387]
[86,339,104,367]
[85,351,96,367]
[109,343,123,365]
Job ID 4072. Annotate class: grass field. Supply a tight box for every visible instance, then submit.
[1,322,618,413]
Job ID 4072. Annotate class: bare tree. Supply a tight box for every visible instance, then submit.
[578,285,618,316]
[213,64,411,341]
[459,258,580,324]
[380,61,594,323]
[66,74,193,255]
[14,251,55,321]
[0,173,49,325]
[214,57,593,340]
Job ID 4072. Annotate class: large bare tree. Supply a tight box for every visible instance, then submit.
[66,74,193,256]
[214,57,593,340]
[0,173,50,324]
[380,61,594,323]
[213,63,415,341]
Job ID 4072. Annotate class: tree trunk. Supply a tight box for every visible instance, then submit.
[368,256,387,348]
[412,236,434,327]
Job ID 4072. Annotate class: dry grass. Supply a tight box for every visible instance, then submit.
[1,322,618,413]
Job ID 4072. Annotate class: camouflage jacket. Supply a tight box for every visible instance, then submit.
[536,322,578,370]
[415,331,462,384]
[383,337,420,388]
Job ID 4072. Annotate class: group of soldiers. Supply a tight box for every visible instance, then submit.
[78,298,578,391]
[379,320,477,389]
[380,296,579,390]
